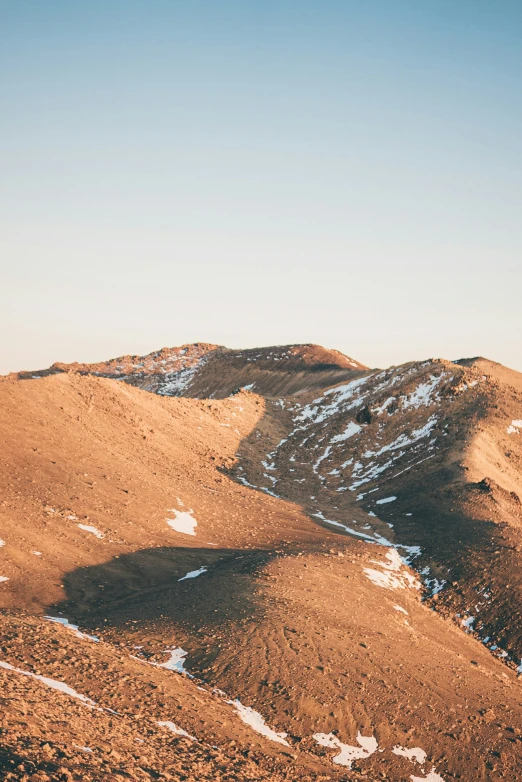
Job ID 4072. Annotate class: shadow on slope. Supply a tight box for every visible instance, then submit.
[47,545,277,638]
[227,359,522,661]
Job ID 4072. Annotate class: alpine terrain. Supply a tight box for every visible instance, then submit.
[1,343,522,781]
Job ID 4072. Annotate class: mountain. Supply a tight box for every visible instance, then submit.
[1,345,522,781]
[15,343,367,398]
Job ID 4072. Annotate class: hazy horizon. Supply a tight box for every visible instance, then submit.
[2,0,521,374]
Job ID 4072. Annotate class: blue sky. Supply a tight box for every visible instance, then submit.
[1,1,521,372]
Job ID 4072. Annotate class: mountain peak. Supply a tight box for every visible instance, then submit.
[15,342,368,398]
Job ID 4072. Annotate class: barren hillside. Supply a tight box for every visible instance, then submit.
[15,343,367,399]
[1,345,522,781]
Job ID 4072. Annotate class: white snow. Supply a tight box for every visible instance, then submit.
[77,524,104,539]
[313,446,332,473]
[0,576,8,583]
[411,769,446,782]
[330,422,362,443]
[228,699,289,745]
[349,457,395,490]
[32,551,42,556]
[462,616,475,630]
[0,539,4,547]
[158,720,196,740]
[507,420,522,434]
[159,647,189,673]
[166,509,197,536]
[0,660,96,707]
[134,646,193,677]
[393,745,427,764]
[373,396,395,415]
[375,496,397,505]
[178,566,207,581]
[363,549,420,591]
[312,511,393,546]
[313,731,378,768]
[295,376,369,425]
[394,605,408,615]
[425,577,446,595]
[401,374,445,409]
[156,357,209,396]
[44,615,100,642]
[348,417,438,490]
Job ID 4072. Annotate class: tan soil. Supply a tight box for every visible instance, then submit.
[1,345,522,780]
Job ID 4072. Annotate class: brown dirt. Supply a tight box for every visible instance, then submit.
[13,343,367,399]
[1,347,522,780]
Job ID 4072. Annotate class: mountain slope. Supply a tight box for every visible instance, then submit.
[1,348,522,780]
[14,343,367,399]
[231,357,522,657]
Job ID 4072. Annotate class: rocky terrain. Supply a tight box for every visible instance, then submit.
[1,344,522,781]
[14,344,367,399]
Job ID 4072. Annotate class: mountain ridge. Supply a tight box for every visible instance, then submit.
[11,343,368,400]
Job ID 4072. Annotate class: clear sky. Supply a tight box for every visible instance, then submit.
[1,0,521,374]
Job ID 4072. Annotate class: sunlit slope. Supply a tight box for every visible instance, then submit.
[1,357,522,780]
[0,372,328,611]
[14,342,367,399]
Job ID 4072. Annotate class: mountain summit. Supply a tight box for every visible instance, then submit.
[15,342,367,398]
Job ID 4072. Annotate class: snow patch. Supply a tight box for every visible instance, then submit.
[363,549,420,591]
[375,496,397,505]
[425,577,446,596]
[402,374,445,409]
[330,421,362,443]
[313,731,378,768]
[312,511,393,546]
[77,524,104,539]
[158,720,196,740]
[373,396,395,415]
[44,615,100,642]
[167,509,197,536]
[411,770,446,782]
[295,376,369,425]
[393,745,427,764]
[178,566,207,581]
[156,358,207,396]
[0,660,96,707]
[159,648,189,673]
[313,446,332,473]
[228,699,289,745]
